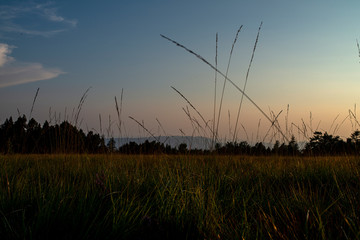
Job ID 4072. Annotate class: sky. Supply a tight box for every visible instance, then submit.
[1,0,360,144]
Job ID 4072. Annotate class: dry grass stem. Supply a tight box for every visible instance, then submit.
[99,114,103,136]
[161,32,289,142]
[171,86,213,136]
[240,124,249,143]
[301,119,308,138]
[29,87,40,119]
[228,110,232,138]
[129,116,157,141]
[48,107,52,124]
[115,88,123,138]
[106,115,113,138]
[182,106,209,139]
[315,120,321,132]
[333,115,349,135]
[212,33,218,150]
[233,22,263,142]
[263,110,283,143]
[354,104,357,118]
[291,123,309,141]
[285,104,290,138]
[256,118,262,142]
[75,87,91,127]
[216,25,243,144]
[349,110,360,130]
[329,114,340,133]
[156,118,170,144]
[182,106,197,132]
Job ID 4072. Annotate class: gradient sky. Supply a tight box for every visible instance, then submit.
[1,0,360,144]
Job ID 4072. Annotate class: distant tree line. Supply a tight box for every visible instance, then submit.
[0,115,106,154]
[2,116,360,155]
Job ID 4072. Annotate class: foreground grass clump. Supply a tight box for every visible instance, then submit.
[1,154,360,239]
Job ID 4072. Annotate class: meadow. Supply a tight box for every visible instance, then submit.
[2,23,360,240]
[1,154,360,239]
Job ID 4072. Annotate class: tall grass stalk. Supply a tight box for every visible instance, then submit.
[171,86,212,138]
[107,115,113,138]
[256,118,262,142]
[329,114,340,134]
[263,110,282,143]
[285,104,290,137]
[349,110,360,129]
[155,118,171,145]
[291,122,309,141]
[114,88,124,139]
[240,123,249,143]
[182,106,208,139]
[215,25,243,143]
[74,87,91,128]
[212,33,218,150]
[233,22,263,143]
[29,87,40,119]
[182,107,198,135]
[99,114,103,136]
[128,116,157,141]
[334,114,349,135]
[228,110,232,138]
[161,33,290,142]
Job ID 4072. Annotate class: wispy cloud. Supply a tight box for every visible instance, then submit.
[0,2,77,37]
[0,43,64,88]
[1,24,66,38]
[40,5,77,27]
[0,2,71,87]
[0,43,14,66]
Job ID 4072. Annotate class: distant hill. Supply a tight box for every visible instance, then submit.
[110,136,213,150]
[107,136,307,151]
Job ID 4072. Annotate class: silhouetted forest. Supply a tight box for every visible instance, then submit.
[2,116,360,155]
[0,115,106,154]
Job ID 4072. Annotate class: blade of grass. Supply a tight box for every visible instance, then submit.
[263,110,283,143]
[171,86,213,136]
[215,25,243,144]
[115,88,124,139]
[161,28,289,142]
[233,22,262,142]
[29,87,40,119]
[129,116,157,141]
[212,33,218,150]
[75,87,91,128]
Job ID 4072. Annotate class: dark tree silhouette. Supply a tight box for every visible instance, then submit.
[2,115,360,156]
[304,131,346,155]
[0,116,106,154]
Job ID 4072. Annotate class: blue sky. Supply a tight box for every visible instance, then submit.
[1,1,360,143]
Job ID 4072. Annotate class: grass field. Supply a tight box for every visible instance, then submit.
[1,154,360,239]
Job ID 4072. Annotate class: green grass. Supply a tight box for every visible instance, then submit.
[1,154,360,239]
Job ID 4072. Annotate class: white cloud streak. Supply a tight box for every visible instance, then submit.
[0,3,70,87]
[1,24,66,38]
[0,43,14,67]
[0,43,64,88]
[42,7,77,27]
[0,63,64,88]
[0,2,77,37]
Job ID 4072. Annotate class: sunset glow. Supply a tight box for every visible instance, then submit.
[1,1,360,143]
